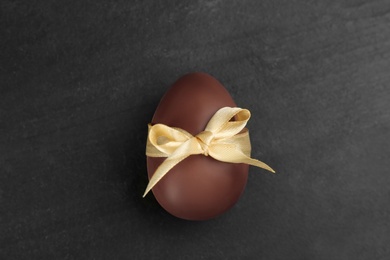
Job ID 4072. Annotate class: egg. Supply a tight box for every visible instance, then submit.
[147,72,249,220]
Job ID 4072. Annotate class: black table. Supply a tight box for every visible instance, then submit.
[1,0,390,259]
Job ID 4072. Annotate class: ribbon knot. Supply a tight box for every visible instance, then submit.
[196,130,214,156]
[143,107,275,197]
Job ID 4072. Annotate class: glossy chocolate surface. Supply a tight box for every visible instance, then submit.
[147,72,248,220]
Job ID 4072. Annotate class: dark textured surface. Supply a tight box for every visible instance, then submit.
[1,0,390,259]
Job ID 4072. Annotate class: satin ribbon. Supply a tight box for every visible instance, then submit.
[143,107,275,197]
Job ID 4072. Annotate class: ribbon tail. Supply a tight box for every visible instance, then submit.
[209,144,275,173]
[239,156,275,173]
[143,138,203,197]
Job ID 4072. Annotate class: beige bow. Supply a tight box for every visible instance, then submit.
[143,107,275,197]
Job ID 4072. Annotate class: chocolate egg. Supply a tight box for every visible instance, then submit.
[147,72,249,220]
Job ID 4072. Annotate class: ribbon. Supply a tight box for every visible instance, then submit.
[143,107,275,197]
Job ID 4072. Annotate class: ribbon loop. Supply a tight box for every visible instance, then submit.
[143,107,275,197]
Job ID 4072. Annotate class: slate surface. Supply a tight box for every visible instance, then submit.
[1,0,390,259]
